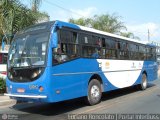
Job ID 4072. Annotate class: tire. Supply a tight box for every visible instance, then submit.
[140,73,147,90]
[86,79,102,105]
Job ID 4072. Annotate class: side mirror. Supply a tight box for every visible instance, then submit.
[50,26,60,48]
[51,32,58,48]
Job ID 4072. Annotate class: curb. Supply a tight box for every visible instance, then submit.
[0,95,16,107]
[0,99,16,107]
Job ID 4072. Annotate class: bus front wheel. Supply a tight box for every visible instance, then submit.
[140,73,147,90]
[86,79,102,105]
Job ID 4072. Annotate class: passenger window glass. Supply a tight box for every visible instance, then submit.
[52,29,79,65]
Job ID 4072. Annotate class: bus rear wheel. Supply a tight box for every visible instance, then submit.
[140,73,147,90]
[86,79,102,105]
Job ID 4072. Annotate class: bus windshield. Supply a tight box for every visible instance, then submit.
[8,32,49,68]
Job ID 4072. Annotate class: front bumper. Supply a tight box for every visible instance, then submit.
[4,93,47,99]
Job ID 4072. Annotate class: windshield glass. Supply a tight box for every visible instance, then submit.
[8,32,49,68]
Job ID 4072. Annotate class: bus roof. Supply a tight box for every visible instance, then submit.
[14,20,153,47]
[17,21,55,35]
[78,25,148,45]
[55,20,150,46]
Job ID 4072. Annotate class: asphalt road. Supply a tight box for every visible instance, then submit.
[0,79,160,120]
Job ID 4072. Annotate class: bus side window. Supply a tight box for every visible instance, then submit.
[91,48,101,58]
[68,32,79,59]
[53,44,68,64]
[116,42,121,59]
[53,30,80,65]
[102,38,106,47]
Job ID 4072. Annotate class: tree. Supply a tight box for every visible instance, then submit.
[69,18,92,27]
[0,0,48,44]
[120,32,140,40]
[69,13,140,39]
[69,13,126,34]
[120,32,134,38]
[30,0,42,12]
[0,0,18,43]
[69,18,87,26]
[91,14,126,34]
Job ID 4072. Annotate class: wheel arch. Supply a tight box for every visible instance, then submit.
[88,74,104,92]
[142,70,147,77]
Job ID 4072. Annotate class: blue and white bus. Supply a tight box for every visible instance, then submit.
[5,20,158,105]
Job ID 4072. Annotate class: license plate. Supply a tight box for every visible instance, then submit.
[17,88,25,93]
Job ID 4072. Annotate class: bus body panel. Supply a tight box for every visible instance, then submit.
[6,58,157,103]
[49,59,101,102]
[6,67,50,102]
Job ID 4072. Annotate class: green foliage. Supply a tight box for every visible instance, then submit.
[92,13,127,34]
[69,13,126,34]
[0,78,6,93]
[30,0,42,12]
[69,18,91,26]
[0,0,48,43]
[120,32,140,40]
[69,13,140,39]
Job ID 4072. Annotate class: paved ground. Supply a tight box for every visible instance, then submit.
[0,95,16,108]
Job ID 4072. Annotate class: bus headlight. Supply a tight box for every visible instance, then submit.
[31,69,42,78]
[32,72,38,78]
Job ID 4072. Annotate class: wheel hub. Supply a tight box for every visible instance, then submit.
[91,85,100,98]
[142,78,147,88]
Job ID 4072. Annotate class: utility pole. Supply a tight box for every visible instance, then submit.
[148,29,150,42]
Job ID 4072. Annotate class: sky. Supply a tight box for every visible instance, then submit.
[22,0,160,42]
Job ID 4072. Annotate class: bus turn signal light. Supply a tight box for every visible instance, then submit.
[39,86,44,92]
